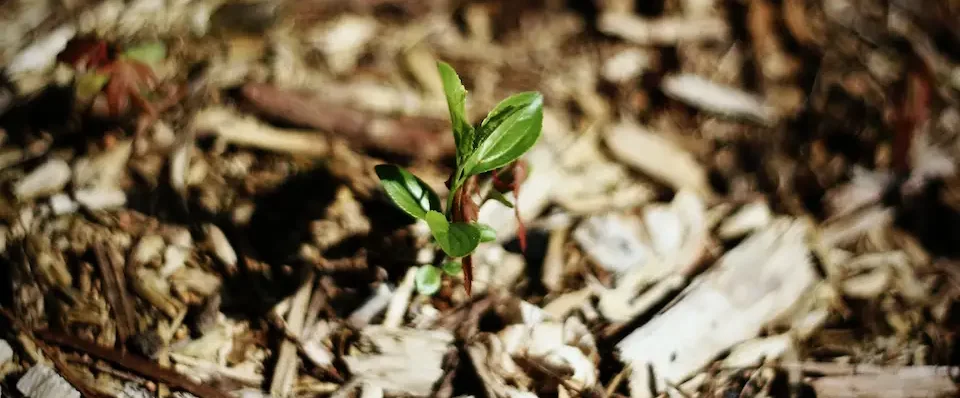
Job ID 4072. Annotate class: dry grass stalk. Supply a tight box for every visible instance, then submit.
[270,269,315,397]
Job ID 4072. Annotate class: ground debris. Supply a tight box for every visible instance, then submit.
[2,0,960,396]
[16,364,80,398]
[343,326,454,397]
[802,363,959,398]
[616,217,818,397]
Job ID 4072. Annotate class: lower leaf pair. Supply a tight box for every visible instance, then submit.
[415,262,463,296]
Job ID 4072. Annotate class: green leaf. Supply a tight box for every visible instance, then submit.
[463,92,543,177]
[75,72,110,101]
[437,61,475,165]
[488,189,514,208]
[472,101,515,149]
[441,261,462,276]
[425,211,481,258]
[416,265,442,295]
[474,92,537,148]
[375,164,442,219]
[476,222,497,242]
[122,41,166,67]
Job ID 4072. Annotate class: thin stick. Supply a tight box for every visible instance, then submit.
[32,328,232,398]
[270,269,316,397]
[93,239,136,349]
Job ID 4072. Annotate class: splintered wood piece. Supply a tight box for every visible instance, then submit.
[382,266,417,328]
[343,326,454,397]
[660,74,776,125]
[94,238,136,348]
[270,270,315,397]
[16,364,81,398]
[809,365,959,398]
[604,121,715,201]
[13,158,71,201]
[616,218,818,398]
[598,13,729,45]
[192,107,331,157]
[34,329,232,398]
[240,83,454,160]
[572,212,650,275]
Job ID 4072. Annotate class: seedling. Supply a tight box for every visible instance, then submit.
[375,61,543,296]
[58,37,182,150]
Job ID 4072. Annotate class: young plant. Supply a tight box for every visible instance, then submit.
[375,61,543,296]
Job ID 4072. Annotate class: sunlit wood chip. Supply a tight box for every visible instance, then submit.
[344,326,454,397]
[661,74,775,125]
[841,268,892,299]
[14,158,71,201]
[573,212,650,275]
[598,13,729,45]
[721,334,794,368]
[604,121,714,200]
[0,339,12,365]
[810,366,959,398]
[602,48,655,83]
[16,364,80,398]
[616,218,818,398]
[718,200,772,239]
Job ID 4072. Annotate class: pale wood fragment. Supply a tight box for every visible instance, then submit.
[661,74,775,125]
[604,121,715,200]
[616,218,818,398]
[598,13,729,45]
[343,326,454,397]
[808,365,959,398]
[270,270,315,397]
[193,107,330,157]
[16,364,80,398]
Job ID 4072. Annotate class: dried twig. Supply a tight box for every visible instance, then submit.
[241,83,454,160]
[270,270,315,397]
[33,329,232,398]
[93,238,136,349]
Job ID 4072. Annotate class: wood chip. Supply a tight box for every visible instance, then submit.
[661,74,776,125]
[604,121,715,200]
[0,339,12,365]
[572,212,650,275]
[598,13,729,45]
[343,326,454,397]
[16,364,80,398]
[270,270,315,397]
[616,218,818,397]
[14,158,71,201]
[717,200,773,239]
[810,366,959,398]
[193,107,330,157]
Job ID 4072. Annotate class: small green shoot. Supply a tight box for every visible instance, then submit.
[442,261,462,276]
[375,61,543,296]
[424,210,481,258]
[374,164,442,219]
[121,41,167,67]
[415,265,442,295]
